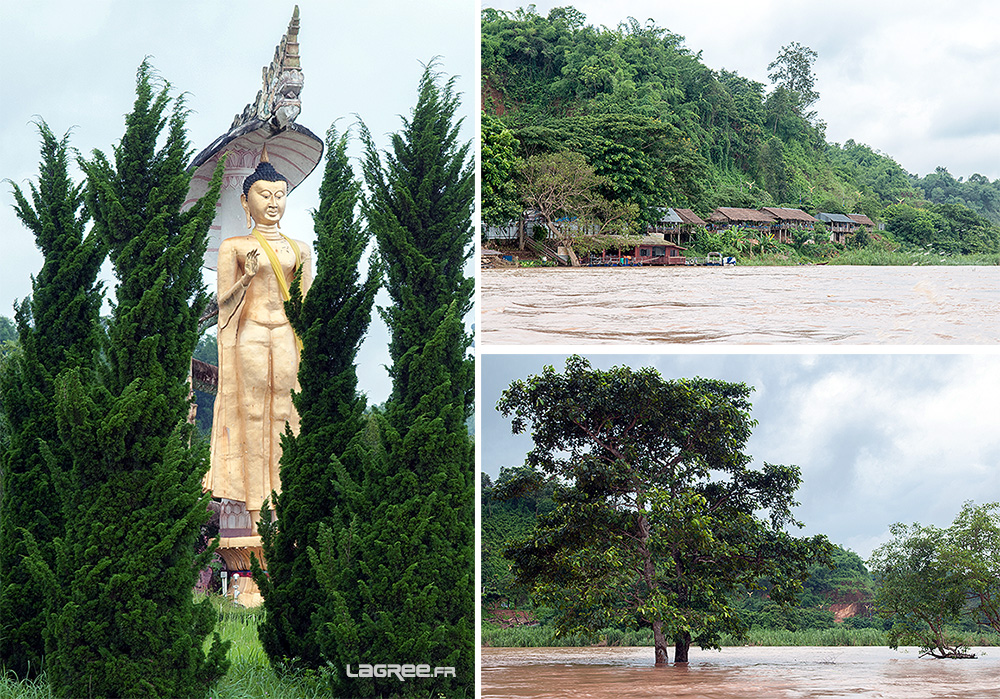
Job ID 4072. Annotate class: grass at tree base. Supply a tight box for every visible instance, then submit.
[2,596,468,699]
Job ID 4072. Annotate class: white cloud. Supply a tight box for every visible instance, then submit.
[846,528,895,561]
[752,356,1000,550]
[483,354,1000,558]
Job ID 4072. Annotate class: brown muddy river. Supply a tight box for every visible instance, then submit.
[480,266,1000,344]
[481,646,1000,698]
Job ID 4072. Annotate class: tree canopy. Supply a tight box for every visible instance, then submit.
[253,125,379,672]
[481,467,556,606]
[482,7,830,217]
[496,356,831,664]
[518,150,639,264]
[869,502,1000,658]
[767,42,820,117]
[0,316,16,345]
[481,112,523,227]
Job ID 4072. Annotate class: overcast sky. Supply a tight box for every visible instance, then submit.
[483,0,1000,182]
[481,352,1000,560]
[0,0,476,404]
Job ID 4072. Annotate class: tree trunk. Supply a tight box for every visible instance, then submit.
[543,221,580,267]
[637,511,667,664]
[565,244,580,267]
[652,620,669,665]
[674,630,691,663]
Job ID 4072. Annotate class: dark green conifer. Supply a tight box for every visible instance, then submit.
[22,62,229,698]
[363,66,474,430]
[309,62,475,698]
[0,121,104,679]
[253,125,379,669]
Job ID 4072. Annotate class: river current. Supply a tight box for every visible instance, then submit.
[481,646,1000,698]
[480,266,1000,345]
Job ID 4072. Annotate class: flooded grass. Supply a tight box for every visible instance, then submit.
[826,249,1000,266]
[482,622,1000,649]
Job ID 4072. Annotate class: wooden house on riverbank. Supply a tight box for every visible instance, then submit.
[708,207,816,243]
[635,235,687,265]
[583,234,686,266]
[646,208,707,245]
[646,208,683,239]
[709,207,776,231]
[847,213,877,230]
[816,213,857,244]
[485,203,879,267]
[761,207,817,244]
[673,208,707,243]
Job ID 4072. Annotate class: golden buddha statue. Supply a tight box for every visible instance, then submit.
[204,150,312,532]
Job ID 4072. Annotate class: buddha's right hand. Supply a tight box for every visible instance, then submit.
[244,249,260,280]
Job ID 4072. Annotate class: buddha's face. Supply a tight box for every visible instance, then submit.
[242,179,287,228]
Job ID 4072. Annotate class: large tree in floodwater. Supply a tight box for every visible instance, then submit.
[496,356,831,664]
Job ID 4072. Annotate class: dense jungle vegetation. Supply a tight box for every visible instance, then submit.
[481,6,1000,255]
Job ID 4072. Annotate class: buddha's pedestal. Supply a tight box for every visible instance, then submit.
[215,499,267,607]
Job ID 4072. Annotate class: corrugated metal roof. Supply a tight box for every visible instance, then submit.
[637,235,685,247]
[652,208,684,224]
[636,232,686,246]
[817,212,856,224]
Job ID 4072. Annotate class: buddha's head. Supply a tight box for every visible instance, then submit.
[241,150,289,230]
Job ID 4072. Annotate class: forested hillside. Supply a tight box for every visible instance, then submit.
[481,468,877,630]
[482,6,1000,243]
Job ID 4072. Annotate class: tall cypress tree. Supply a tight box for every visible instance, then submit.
[0,122,105,679]
[254,125,379,670]
[364,66,474,430]
[309,62,475,698]
[22,62,229,698]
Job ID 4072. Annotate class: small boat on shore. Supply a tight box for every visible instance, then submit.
[687,252,737,266]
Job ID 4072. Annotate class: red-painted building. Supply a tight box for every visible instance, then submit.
[585,236,686,266]
[634,237,687,265]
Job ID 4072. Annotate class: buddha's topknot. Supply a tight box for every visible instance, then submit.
[242,161,288,197]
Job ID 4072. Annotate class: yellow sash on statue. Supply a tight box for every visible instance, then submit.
[250,227,303,350]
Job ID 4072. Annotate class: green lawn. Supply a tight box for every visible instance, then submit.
[3,596,471,698]
[1,596,330,699]
[206,597,333,698]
